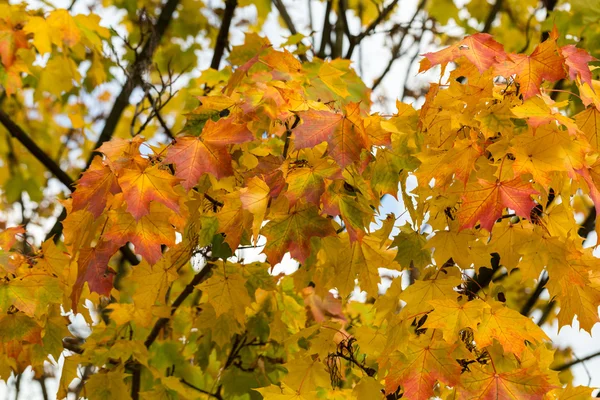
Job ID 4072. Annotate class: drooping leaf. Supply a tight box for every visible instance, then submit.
[164,118,254,189]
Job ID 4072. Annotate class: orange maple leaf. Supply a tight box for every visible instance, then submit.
[117,164,181,220]
[560,45,597,87]
[164,118,254,190]
[384,335,461,399]
[419,33,507,73]
[261,204,336,265]
[494,31,565,99]
[458,178,538,231]
[103,203,177,264]
[294,104,368,168]
[460,350,558,399]
[72,156,120,217]
[71,240,118,310]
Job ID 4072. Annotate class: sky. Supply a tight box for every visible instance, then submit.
[1,0,600,398]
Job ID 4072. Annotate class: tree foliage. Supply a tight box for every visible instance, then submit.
[1,0,600,399]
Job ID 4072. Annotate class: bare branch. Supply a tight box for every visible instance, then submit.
[144,262,215,348]
[520,272,549,317]
[553,350,600,372]
[482,0,503,33]
[211,0,238,70]
[88,0,181,164]
[345,0,400,59]
[372,0,427,90]
[272,0,309,62]
[0,110,75,191]
[46,0,182,242]
[317,0,333,58]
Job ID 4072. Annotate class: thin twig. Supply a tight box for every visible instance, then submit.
[46,0,183,242]
[345,0,400,59]
[372,0,426,90]
[520,273,549,317]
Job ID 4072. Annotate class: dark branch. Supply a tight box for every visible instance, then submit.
[144,262,215,348]
[372,0,426,90]
[181,379,222,399]
[482,0,503,33]
[553,350,600,372]
[272,0,308,62]
[463,253,501,299]
[211,0,238,70]
[345,0,400,59]
[317,0,333,58]
[0,110,75,191]
[520,273,549,317]
[88,0,181,165]
[47,0,182,242]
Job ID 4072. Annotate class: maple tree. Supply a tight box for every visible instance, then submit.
[1,0,600,399]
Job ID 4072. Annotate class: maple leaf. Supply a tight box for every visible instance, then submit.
[510,125,588,186]
[217,191,253,251]
[103,202,176,264]
[97,136,146,172]
[164,118,254,189]
[72,156,120,217]
[457,177,538,231]
[285,157,339,206]
[460,345,558,399]
[318,234,399,297]
[294,104,368,168]
[574,106,600,150]
[511,95,580,136]
[71,240,118,309]
[545,247,600,332]
[128,259,178,308]
[494,32,565,99]
[423,298,488,343]
[384,334,461,399]
[560,45,597,87]
[0,225,24,251]
[0,272,61,317]
[240,176,270,243]
[420,33,507,73]
[398,273,462,315]
[197,269,251,323]
[473,300,549,354]
[261,203,336,265]
[117,164,181,220]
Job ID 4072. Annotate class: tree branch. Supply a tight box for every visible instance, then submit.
[272,0,309,62]
[0,110,75,191]
[88,0,181,165]
[144,262,215,348]
[520,273,549,317]
[464,253,501,299]
[372,0,426,90]
[553,350,600,372]
[345,0,400,59]
[211,0,238,70]
[317,0,333,58]
[482,0,503,33]
[47,0,182,242]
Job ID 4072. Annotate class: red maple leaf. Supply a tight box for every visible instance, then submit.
[164,118,254,190]
[458,178,538,231]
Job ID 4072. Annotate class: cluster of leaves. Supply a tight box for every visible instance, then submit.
[2,0,600,399]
